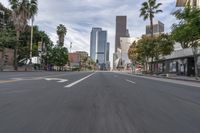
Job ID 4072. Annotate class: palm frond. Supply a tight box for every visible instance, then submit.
[153,3,162,9]
[155,10,163,13]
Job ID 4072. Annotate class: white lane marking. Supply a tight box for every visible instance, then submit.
[115,72,200,88]
[126,79,136,84]
[11,78,23,81]
[65,73,95,88]
[45,78,68,83]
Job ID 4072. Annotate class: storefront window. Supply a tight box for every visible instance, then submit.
[170,61,177,72]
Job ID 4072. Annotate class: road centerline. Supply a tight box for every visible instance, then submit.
[126,79,136,84]
[65,72,95,88]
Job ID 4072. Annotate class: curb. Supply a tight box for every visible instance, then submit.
[127,73,200,83]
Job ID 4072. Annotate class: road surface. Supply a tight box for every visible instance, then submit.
[0,71,200,133]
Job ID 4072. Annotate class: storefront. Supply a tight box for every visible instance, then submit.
[149,48,198,76]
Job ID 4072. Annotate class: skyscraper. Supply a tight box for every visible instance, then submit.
[146,20,164,35]
[90,28,110,70]
[90,28,102,61]
[115,16,128,52]
[97,30,107,64]
[106,42,110,62]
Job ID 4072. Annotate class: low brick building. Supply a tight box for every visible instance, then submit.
[0,48,14,70]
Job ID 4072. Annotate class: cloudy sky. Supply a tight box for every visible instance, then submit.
[1,0,178,62]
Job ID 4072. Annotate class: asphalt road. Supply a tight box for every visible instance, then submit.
[0,71,200,133]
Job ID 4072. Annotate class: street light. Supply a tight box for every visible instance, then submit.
[70,42,72,53]
[69,42,72,71]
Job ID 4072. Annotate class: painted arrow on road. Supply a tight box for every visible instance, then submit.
[44,78,68,83]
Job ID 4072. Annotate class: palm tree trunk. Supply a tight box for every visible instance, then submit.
[150,16,153,37]
[30,18,34,65]
[14,31,20,71]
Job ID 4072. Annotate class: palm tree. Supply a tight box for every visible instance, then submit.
[9,0,30,70]
[29,0,38,65]
[57,24,67,46]
[140,0,162,37]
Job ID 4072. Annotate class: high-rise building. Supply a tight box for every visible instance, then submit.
[176,0,200,7]
[146,20,164,35]
[105,42,110,70]
[97,30,107,65]
[90,28,110,70]
[115,16,128,52]
[106,42,110,62]
[90,28,102,61]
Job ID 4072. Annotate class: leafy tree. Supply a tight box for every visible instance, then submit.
[128,41,138,64]
[18,26,52,62]
[171,6,200,78]
[51,45,68,70]
[140,0,162,37]
[129,35,174,72]
[29,0,38,64]
[57,24,67,46]
[9,0,30,70]
[136,36,155,71]
[158,34,174,56]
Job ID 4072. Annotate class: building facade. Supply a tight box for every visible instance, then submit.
[176,0,200,7]
[97,30,107,69]
[115,16,129,52]
[90,28,102,61]
[146,20,164,35]
[69,51,89,69]
[113,16,130,69]
[106,42,110,70]
[106,42,110,62]
[113,37,139,70]
[149,47,200,76]
[90,28,110,70]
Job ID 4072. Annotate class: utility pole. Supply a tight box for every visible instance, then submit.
[69,42,72,71]
[70,42,72,53]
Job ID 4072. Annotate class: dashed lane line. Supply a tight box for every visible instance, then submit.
[65,72,95,88]
[126,79,136,84]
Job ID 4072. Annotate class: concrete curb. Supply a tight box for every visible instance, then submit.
[127,73,200,83]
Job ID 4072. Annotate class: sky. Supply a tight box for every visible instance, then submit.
[1,0,178,63]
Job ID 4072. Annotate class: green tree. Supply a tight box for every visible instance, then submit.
[29,0,38,64]
[172,6,200,78]
[128,41,138,64]
[9,0,30,70]
[57,24,67,46]
[129,35,174,73]
[140,0,162,37]
[158,34,174,56]
[51,45,68,70]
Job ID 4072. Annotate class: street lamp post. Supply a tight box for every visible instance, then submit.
[70,42,72,53]
[69,42,72,71]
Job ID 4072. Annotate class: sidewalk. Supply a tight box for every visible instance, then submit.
[126,72,200,83]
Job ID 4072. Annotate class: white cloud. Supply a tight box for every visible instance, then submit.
[1,0,177,66]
